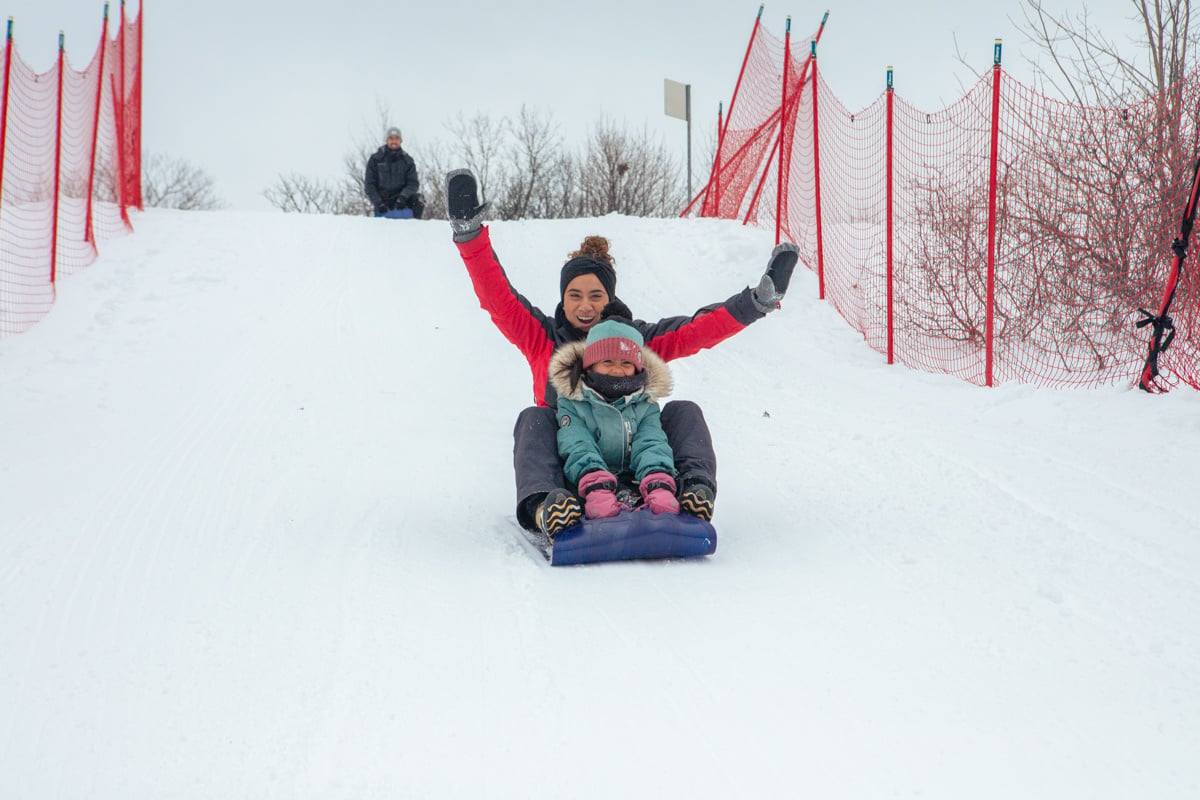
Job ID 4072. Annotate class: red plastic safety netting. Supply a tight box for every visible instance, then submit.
[690,18,1200,392]
[0,6,142,337]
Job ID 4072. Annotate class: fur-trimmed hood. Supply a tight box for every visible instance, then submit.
[548,340,673,403]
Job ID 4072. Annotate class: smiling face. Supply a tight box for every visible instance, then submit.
[562,274,610,331]
[588,359,638,377]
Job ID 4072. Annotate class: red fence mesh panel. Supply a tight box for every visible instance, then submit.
[791,74,891,344]
[118,13,142,212]
[890,81,997,385]
[0,8,141,337]
[57,45,103,276]
[90,33,130,243]
[694,16,1200,392]
[696,24,796,222]
[0,44,59,334]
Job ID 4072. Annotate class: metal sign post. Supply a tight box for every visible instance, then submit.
[664,78,692,201]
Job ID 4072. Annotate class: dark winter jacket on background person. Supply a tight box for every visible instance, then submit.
[364,146,420,212]
[549,339,675,486]
[455,226,770,407]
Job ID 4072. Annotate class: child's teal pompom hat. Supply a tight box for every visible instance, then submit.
[583,319,644,371]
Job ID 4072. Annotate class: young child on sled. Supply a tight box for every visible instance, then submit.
[539,313,681,534]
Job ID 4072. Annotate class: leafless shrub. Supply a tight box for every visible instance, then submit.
[445,111,509,206]
[924,1,1198,378]
[142,152,225,210]
[91,156,120,203]
[578,118,682,217]
[416,139,452,220]
[263,173,362,214]
[1015,0,1196,256]
[493,106,562,220]
[899,163,1015,346]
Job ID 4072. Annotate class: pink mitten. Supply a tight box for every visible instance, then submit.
[639,472,680,515]
[577,470,628,519]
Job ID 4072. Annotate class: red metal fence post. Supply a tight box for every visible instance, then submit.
[811,37,825,298]
[685,5,763,218]
[85,4,111,249]
[742,118,783,226]
[51,31,65,287]
[775,16,791,246]
[0,19,13,215]
[742,16,826,230]
[132,0,142,209]
[985,40,1002,387]
[118,0,128,212]
[110,73,129,229]
[886,67,895,365]
[718,4,762,159]
[712,102,722,213]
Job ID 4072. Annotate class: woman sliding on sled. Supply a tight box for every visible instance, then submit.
[444,168,799,537]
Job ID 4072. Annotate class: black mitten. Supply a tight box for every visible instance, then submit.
[767,242,799,295]
[445,169,490,242]
[751,242,800,313]
[600,299,633,320]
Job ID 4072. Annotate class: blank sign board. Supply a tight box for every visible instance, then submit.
[664,78,689,121]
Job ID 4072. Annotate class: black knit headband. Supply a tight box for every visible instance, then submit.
[560,256,617,300]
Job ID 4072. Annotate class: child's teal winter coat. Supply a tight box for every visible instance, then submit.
[548,340,675,486]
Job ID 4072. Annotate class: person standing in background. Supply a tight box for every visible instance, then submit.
[365,127,424,219]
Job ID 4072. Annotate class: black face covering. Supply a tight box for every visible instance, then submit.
[582,369,647,400]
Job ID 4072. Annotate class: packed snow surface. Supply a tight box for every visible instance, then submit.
[2,209,1198,798]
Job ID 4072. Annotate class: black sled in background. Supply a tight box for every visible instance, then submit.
[517,510,717,566]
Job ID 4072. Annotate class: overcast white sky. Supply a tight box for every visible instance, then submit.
[5,0,1137,210]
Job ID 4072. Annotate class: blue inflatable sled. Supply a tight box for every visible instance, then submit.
[519,510,717,566]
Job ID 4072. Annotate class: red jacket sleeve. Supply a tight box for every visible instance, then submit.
[456,227,558,404]
[639,288,767,362]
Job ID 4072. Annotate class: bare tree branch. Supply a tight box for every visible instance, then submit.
[263,173,361,214]
[142,153,225,211]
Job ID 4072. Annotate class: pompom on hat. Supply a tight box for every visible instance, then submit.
[583,319,644,371]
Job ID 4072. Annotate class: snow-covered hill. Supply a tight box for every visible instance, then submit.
[2,209,1198,798]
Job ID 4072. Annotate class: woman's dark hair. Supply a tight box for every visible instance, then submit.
[569,235,615,266]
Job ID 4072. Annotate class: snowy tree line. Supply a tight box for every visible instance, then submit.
[266,106,689,220]
[144,0,1198,222]
[141,107,692,219]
